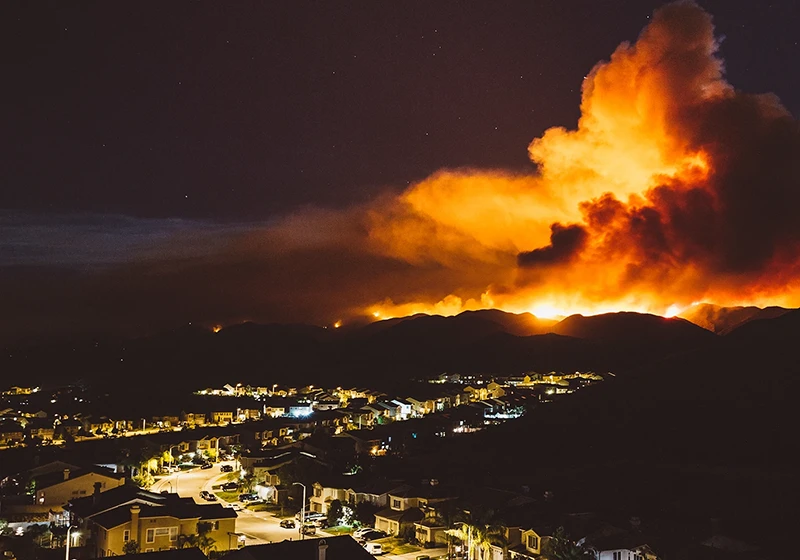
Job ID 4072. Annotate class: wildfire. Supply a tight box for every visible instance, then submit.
[350,1,800,322]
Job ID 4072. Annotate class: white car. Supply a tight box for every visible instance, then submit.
[363,542,383,555]
[353,527,375,539]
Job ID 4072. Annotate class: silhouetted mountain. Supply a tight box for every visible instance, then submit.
[401,309,800,556]
[679,303,792,334]
[0,310,721,389]
[547,312,717,371]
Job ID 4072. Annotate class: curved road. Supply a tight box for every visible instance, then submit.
[151,461,330,546]
[150,463,419,557]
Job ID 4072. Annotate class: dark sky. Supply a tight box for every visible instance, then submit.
[1,0,798,340]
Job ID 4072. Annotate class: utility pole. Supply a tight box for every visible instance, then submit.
[292,482,306,540]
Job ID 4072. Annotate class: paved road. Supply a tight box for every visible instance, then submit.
[151,461,332,545]
[149,464,428,557]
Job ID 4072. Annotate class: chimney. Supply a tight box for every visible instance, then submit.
[63,469,70,481]
[130,505,141,542]
[92,482,102,505]
[317,539,328,560]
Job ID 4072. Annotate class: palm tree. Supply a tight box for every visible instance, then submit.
[446,509,507,560]
[543,527,595,560]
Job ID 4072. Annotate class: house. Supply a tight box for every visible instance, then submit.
[26,418,55,441]
[309,478,348,514]
[584,533,660,560]
[68,484,238,557]
[55,417,84,438]
[220,535,375,559]
[153,415,181,428]
[376,401,402,420]
[508,527,549,559]
[0,420,25,446]
[236,408,261,422]
[336,429,384,455]
[390,399,413,420]
[313,395,341,411]
[414,517,449,547]
[0,461,126,521]
[82,415,115,435]
[345,479,411,508]
[262,405,286,418]
[181,412,207,427]
[373,484,456,536]
[31,464,126,510]
[288,403,313,417]
[406,396,436,416]
[211,411,234,425]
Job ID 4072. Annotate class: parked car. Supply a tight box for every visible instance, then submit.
[227,503,243,511]
[200,462,213,470]
[363,542,384,555]
[359,530,388,542]
[239,493,259,502]
[199,490,217,501]
[279,519,296,529]
[301,524,316,535]
[221,482,239,491]
[353,527,375,539]
[296,511,325,521]
[311,518,329,528]
[220,464,234,472]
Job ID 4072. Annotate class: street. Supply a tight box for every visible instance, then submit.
[151,461,330,545]
[149,462,428,557]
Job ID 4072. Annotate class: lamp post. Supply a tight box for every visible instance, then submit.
[292,482,306,540]
[65,526,79,560]
[168,445,179,471]
[453,522,472,560]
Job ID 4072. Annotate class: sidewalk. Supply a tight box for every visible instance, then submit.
[386,550,448,560]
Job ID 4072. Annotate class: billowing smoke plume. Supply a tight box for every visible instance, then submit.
[4,0,798,340]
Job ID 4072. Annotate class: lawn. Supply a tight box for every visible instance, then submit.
[377,537,420,555]
[322,525,352,536]
[214,491,240,502]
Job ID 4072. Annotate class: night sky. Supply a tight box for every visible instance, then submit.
[1,1,799,341]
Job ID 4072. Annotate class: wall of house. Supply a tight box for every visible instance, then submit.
[206,517,237,552]
[36,473,124,507]
[598,550,638,560]
[375,516,391,534]
[137,516,183,553]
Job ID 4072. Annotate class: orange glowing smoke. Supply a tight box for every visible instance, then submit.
[357,0,800,321]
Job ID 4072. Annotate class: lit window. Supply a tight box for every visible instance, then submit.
[527,535,539,550]
[123,530,130,542]
[146,529,155,543]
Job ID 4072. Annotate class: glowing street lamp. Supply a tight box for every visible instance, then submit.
[65,526,80,560]
[292,482,306,540]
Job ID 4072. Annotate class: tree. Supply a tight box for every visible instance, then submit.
[122,540,141,554]
[327,499,343,527]
[543,527,595,560]
[446,509,507,560]
[132,470,155,489]
[354,501,379,527]
[241,472,257,493]
[196,522,217,556]
[178,523,217,556]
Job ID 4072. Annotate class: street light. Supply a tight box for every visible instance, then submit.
[292,482,306,540]
[65,526,80,560]
[453,522,473,560]
[168,445,179,471]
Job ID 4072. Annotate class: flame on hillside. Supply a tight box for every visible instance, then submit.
[349,1,800,321]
